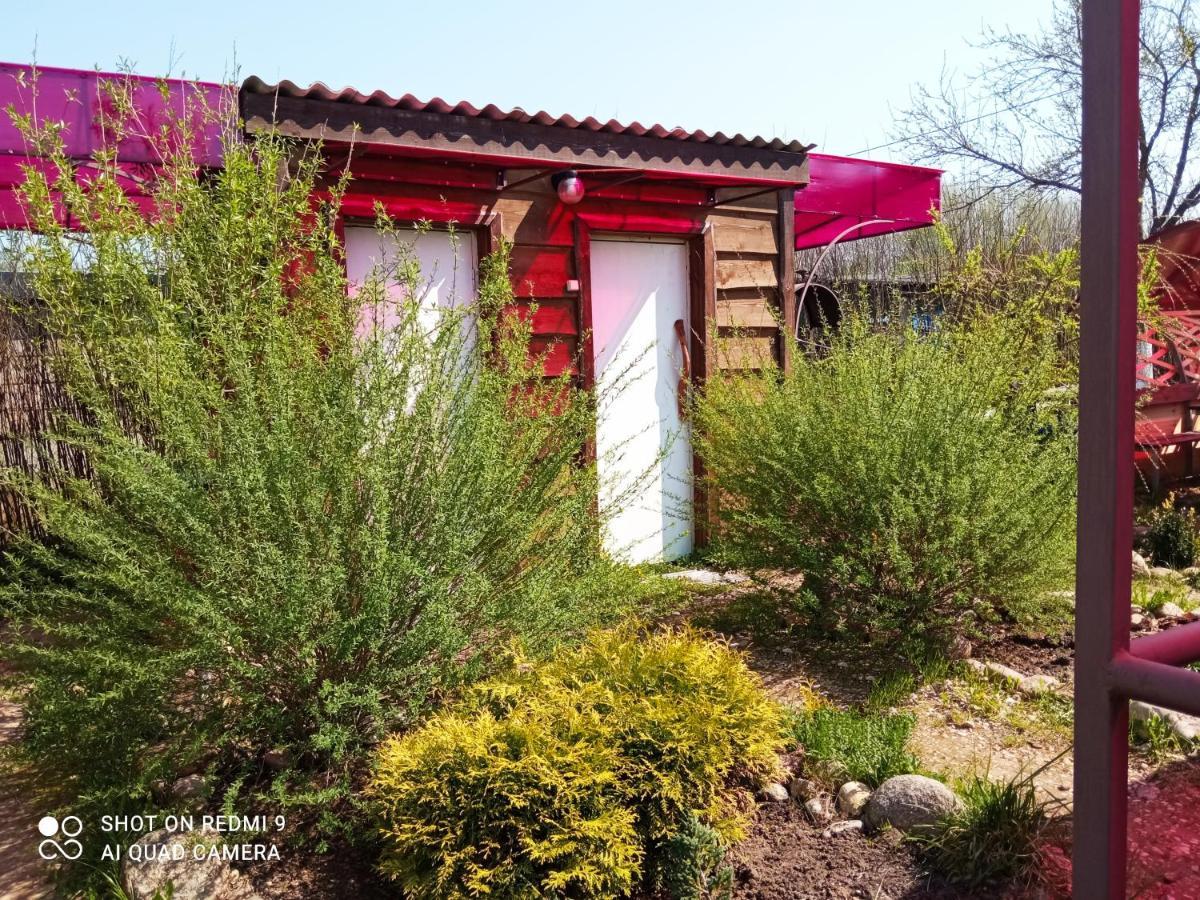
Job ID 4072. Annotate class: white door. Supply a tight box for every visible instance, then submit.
[592,237,693,564]
[343,226,477,340]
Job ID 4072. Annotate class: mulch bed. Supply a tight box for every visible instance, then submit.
[728,802,928,900]
[238,841,392,898]
[976,629,1074,681]
[726,801,1032,900]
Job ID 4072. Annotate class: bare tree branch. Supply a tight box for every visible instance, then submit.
[893,0,1200,236]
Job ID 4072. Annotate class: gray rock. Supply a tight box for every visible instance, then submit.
[804,795,834,825]
[122,828,226,900]
[788,777,819,802]
[1017,674,1060,696]
[864,775,961,833]
[170,774,207,801]
[1183,566,1200,579]
[1132,612,1147,628]
[822,819,864,838]
[836,781,871,818]
[760,782,790,803]
[1130,700,1200,742]
[966,659,1024,686]
[662,569,747,586]
[1133,552,1152,578]
[1158,601,1186,618]
[1149,565,1180,580]
[947,635,973,660]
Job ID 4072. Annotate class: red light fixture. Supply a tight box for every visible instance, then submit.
[551,170,584,205]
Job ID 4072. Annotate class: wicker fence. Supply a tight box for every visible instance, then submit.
[0,276,92,545]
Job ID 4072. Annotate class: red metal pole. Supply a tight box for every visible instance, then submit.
[1074,0,1141,896]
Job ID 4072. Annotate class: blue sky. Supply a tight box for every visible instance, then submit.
[1,0,1053,163]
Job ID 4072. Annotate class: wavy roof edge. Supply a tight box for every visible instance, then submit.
[241,76,812,155]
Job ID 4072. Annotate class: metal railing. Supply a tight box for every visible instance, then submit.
[1075,1,1200,896]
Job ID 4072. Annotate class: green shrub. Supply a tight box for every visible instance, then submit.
[786,706,919,787]
[371,707,642,899]
[695,311,1077,652]
[911,773,1050,890]
[1137,499,1198,568]
[649,814,733,900]
[370,628,784,900]
[0,88,634,863]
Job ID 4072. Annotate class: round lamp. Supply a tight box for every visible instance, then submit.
[551,170,585,205]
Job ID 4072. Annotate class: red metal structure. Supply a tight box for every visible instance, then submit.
[1075,0,1200,896]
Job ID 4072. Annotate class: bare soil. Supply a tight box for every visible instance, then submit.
[728,801,935,900]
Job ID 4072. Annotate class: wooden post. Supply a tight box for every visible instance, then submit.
[776,189,796,372]
[1073,0,1140,896]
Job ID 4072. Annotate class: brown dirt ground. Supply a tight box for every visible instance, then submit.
[0,697,53,900]
[667,581,1197,899]
[1,579,1197,899]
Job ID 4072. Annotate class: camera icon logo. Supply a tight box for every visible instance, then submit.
[37,815,83,860]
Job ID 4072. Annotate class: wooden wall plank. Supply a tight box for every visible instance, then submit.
[716,297,779,328]
[529,335,578,377]
[716,257,778,291]
[506,298,579,335]
[509,245,575,298]
[710,215,778,255]
[714,332,776,369]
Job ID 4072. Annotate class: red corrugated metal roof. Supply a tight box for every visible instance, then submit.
[241,76,813,154]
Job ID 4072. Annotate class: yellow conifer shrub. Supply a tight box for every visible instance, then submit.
[369,628,784,899]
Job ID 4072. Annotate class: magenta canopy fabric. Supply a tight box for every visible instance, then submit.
[795,153,943,250]
[0,62,228,228]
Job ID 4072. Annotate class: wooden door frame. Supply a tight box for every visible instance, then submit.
[573,218,716,547]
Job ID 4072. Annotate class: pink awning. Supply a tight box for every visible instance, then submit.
[0,62,229,229]
[795,153,942,250]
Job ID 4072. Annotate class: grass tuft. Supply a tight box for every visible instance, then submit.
[785,706,919,787]
[911,772,1052,889]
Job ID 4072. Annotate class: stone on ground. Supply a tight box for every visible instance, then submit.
[1133,551,1152,578]
[170,774,207,801]
[1158,601,1186,619]
[661,568,748,586]
[864,775,961,833]
[759,782,790,803]
[787,776,819,802]
[1149,566,1182,580]
[1131,700,1200,742]
[122,828,228,900]
[803,795,834,825]
[835,781,871,818]
[965,659,1024,686]
[1017,673,1060,696]
[822,819,864,838]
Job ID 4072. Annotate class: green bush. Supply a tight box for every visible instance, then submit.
[786,706,919,787]
[370,628,785,900]
[1137,498,1198,569]
[370,706,642,899]
[911,773,1050,890]
[0,91,635,862]
[694,311,1077,651]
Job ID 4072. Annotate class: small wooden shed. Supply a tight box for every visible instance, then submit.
[239,77,813,563]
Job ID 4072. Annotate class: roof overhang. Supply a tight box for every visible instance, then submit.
[240,85,809,187]
[795,153,942,250]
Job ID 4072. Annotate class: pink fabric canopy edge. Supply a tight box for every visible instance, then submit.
[0,62,229,228]
[796,153,943,250]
